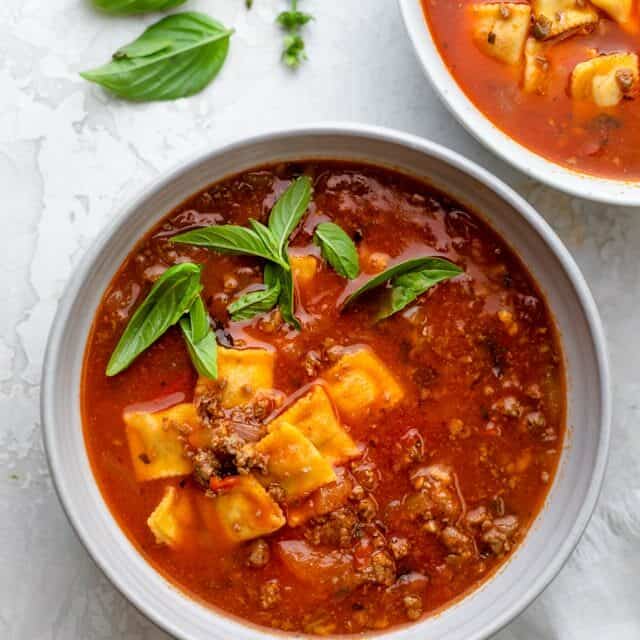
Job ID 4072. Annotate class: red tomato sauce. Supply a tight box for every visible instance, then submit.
[82,162,565,634]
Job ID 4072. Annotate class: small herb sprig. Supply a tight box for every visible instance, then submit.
[277,0,313,68]
[173,176,313,328]
[106,263,217,378]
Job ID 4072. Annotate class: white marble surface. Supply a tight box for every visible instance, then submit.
[1,1,639,638]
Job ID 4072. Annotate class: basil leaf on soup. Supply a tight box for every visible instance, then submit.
[313,222,359,279]
[179,296,218,379]
[248,219,281,260]
[376,259,464,321]
[227,280,281,322]
[265,262,300,330]
[172,224,288,270]
[92,0,187,14]
[80,12,233,101]
[343,257,461,314]
[106,262,203,376]
[268,176,313,260]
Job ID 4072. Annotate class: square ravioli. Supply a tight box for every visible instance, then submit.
[471,3,532,65]
[195,345,275,408]
[523,38,551,94]
[199,475,285,544]
[323,347,404,421]
[125,403,198,481]
[256,422,336,501]
[531,0,598,38]
[147,486,195,548]
[571,52,639,106]
[268,385,360,465]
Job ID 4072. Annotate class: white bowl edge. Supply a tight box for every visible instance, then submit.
[397,0,640,206]
[41,123,612,640]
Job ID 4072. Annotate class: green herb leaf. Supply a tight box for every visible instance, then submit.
[92,0,187,14]
[179,296,218,378]
[227,281,281,322]
[106,263,202,376]
[265,262,300,330]
[313,222,360,279]
[277,10,313,31]
[377,260,463,320]
[343,257,462,316]
[248,219,280,259]
[171,224,288,270]
[268,176,313,260]
[80,12,233,101]
[282,34,306,68]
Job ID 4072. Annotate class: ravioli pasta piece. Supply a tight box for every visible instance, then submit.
[125,403,198,481]
[147,486,195,547]
[571,52,639,106]
[195,345,275,408]
[590,0,632,25]
[531,0,599,38]
[523,38,551,94]
[471,3,532,65]
[323,347,404,421]
[268,385,360,465]
[290,254,318,288]
[199,475,285,544]
[256,422,336,501]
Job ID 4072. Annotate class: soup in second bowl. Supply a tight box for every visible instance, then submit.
[423,0,640,180]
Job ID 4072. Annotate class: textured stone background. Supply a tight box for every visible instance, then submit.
[1,1,639,638]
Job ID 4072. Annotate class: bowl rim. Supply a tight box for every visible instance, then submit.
[397,0,640,207]
[41,122,611,640]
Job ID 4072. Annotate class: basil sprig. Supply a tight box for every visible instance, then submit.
[106,263,203,376]
[92,0,187,14]
[80,12,233,101]
[343,257,462,320]
[176,176,312,328]
[313,222,360,279]
[179,296,218,379]
[278,0,312,68]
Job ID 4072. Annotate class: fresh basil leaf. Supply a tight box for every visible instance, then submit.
[277,10,313,31]
[172,224,288,269]
[265,262,300,330]
[179,296,217,379]
[313,222,359,279]
[248,219,280,260]
[268,176,313,260]
[80,12,233,101]
[92,0,187,14]
[227,281,281,322]
[343,257,462,312]
[377,259,463,320]
[106,263,202,376]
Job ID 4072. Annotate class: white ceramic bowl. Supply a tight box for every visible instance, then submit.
[398,0,640,206]
[42,124,610,640]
